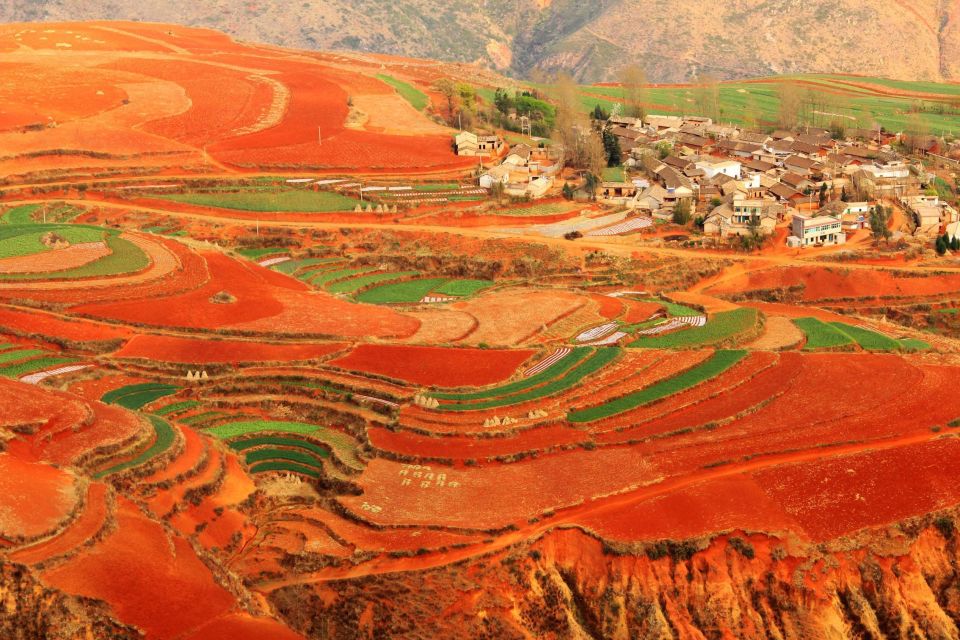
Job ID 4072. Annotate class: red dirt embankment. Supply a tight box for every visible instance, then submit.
[114,334,346,364]
[329,343,534,388]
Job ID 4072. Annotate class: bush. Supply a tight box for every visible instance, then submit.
[728,536,755,559]
[935,516,955,539]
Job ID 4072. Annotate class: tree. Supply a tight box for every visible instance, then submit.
[584,172,600,201]
[562,182,575,200]
[869,204,892,244]
[840,186,849,202]
[494,88,513,115]
[778,82,803,129]
[672,200,692,225]
[591,104,609,121]
[602,126,621,167]
[551,73,592,169]
[818,183,828,207]
[490,180,505,205]
[619,64,648,120]
[936,235,948,255]
[692,73,720,121]
[433,78,458,125]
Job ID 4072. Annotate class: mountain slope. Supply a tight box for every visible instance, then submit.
[0,0,957,82]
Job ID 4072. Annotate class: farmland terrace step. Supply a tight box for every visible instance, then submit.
[137,423,210,489]
[9,482,113,568]
[147,443,223,519]
[39,402,147,470]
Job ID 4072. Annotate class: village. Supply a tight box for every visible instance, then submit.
[455,107,960,253]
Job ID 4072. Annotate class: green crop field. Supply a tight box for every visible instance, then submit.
[207,420,363,470]
[179,411,229,425]
[102,383,179,410]
[376,73,429,111]
[229,435,332,459]
[158,189,360,212]
[243,448,327,470]
[0,356,78,378]
[433,279,495,297]
[793,318,855,350]
[568,350,748,422]
[94,416,176,478]
[434,348,620,411]
[432,347,591,401]
[830,323,900,351]
[0,205,40,224]
[898,338,932,352]
[311,266,379,287]
[326,270,419,294]
[577,73,960,135]
[0,225,104,259]
[237,247,289,259]
[154,400,201,416]
[631,308,758,349]
[0,349,46,365]
[271,257,342,275]
[0,229,149,281]
[356,277,450,304]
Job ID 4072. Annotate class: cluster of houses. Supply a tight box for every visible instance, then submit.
[600,113,951,245]
[456,131,561,199]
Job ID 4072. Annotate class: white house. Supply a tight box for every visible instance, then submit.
[695,159,742,180]
[861,161,910,180]
[791,214,845,247]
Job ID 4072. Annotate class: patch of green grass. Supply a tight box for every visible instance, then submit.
[0,348,46,364]
[793,317,855,350]
[0,225,103,259]
[898,338,932,352]
[271,257,342,275]
[413,183,460,192]
[158,189,360,212]
[153,400,201,416]
[94,416,176,478]
[242,448,327,470]
[642,298,698,317]
[237,247,288,259]
[375,73,429,111]
[631,308,759,349]
[829,323,900,352]
[0,356,78,378]
[311,267,379,287]
[207,420,362,470]
[0,205,40,224]
[326,270,419,294]
[434,348,620,411]
[568,350,748,423]
[431,347,591,401]
[229,435,331,458]
[602,166,626,182]
[490,202,577,217]
[101,383,179,410]
[356,277,450,304]
[0,230,149,281]
[432,279,494,297]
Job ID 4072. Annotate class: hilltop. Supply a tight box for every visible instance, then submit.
[2,0,960,82]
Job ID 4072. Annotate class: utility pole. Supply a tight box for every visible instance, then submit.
[318,126,322,146]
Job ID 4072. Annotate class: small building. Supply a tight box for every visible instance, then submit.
[455,131,504,157]
[695,159,742,180]
[503,144,533,166]
[791,214,845,246]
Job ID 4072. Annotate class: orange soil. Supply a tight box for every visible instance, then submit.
[114,334,347,364]
[72,251,420,338]
[0,305,133,343]
[0,454,78,540]
[40,498,240,639]
[452,289,591,346]
[329,344,534,388]
[10,482,109,565]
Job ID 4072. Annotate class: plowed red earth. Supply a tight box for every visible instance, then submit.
[0,454,78,540]
[0,305,133,343]
[329,344,534,387]
[72,252,420,338]
[708,265,960,302]
[114,334,346,363]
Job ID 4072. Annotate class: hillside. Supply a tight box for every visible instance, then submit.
[1,0,959,82]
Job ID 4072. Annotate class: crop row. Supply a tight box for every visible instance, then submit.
[207,420,363,470]
[94,416,176,478]
[630,308,759,349]
[102,383,179,410]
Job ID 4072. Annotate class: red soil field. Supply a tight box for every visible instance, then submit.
[182,614,303,640]
[10,482,109,566]
[368,423,587,460]
[453,288,592,346]
[329,344,534,388]
[622,299,663,323]
[72,252,420,338]
[40,498,242,639]
[0,305,133,343]
[708,265,960,302]
[38,401,146,468]
[591,294,624,320]
[10,24,176,52]
[752,437,960,541]
[105,58,272,145]
[114,334,347,364]
[340,447,657,529]
[0,454,78,540]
